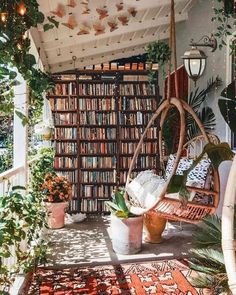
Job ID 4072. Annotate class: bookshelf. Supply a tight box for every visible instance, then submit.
[49,67,159,214]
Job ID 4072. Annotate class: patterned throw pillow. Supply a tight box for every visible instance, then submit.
[165,154,193,180]
[165,155,211,189]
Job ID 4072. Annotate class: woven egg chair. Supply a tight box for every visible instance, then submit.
[124,0,220,224]
[125,98,220,223]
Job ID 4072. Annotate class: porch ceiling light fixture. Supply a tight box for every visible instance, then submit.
[182,34,217,85]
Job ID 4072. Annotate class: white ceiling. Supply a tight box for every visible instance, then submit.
[32,0,195,73]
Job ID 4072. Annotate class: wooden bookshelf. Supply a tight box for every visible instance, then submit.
[49,69,159,214]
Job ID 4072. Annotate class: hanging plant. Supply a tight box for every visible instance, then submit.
[145,40,171,84]
[212,0,236,50]
[0,1,59,123]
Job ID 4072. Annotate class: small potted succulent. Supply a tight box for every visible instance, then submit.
[41,173,72,229]
[106,188,143,255]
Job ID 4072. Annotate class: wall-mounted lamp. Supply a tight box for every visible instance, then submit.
[182,34,217,85]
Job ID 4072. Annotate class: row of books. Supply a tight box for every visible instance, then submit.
[80,184,114,198]
[78,128,117,140]
[57,171,78,183]
[50,97,77,110]
[120,127,158,139]
[51,83,77,96]
[81,171,116,183]
[80,199,109,213]
[79,83,116,96]
[79,112,117,125]
[81,156,117,169]
[54,157,77,169]
[121,142,158,154]
[80,142,117,154]
[118,112,153,125]
[119,84,156,96]
[54,113,77,125]
[119,156,157,169]
[55,142,77,154]
[55,128,77,139]
[120,97,157,111]
[78,98,116,111]
[82,62,157,71]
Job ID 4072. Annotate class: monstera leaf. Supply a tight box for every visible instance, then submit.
[219,81,236,132]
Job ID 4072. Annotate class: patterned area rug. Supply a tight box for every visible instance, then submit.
[24,260,201,295]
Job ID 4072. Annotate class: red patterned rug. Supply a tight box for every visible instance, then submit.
[24,260,201,295]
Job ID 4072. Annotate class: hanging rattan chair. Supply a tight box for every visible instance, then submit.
[125,99,220,223]
[124,0,220,224]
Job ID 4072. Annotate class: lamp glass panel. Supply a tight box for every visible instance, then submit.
[184,59,191,77]
[189,58,201,76]
[200,59,206,76]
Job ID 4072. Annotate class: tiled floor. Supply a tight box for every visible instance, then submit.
[45,215,197,268]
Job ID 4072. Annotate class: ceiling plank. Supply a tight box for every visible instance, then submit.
[48,30,169,66]
[43,12,188,52]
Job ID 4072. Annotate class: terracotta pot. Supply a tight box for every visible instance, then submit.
[44,202,68,229]
[143,211,167,244]
[111,214,143,254]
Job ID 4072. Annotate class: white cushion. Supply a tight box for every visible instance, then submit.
[126,170,165,208]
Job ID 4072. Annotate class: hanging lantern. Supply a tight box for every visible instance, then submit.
[182,46,207,85]
[0,12,8,23]
[17,2,27,16]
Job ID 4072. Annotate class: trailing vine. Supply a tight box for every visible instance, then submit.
[212,0,236,50]
[0,1,58,123]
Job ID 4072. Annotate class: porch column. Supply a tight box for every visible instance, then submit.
[13,73,28,186]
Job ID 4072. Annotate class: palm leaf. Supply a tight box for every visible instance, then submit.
[187,107,216,141]
[193,215,222,248]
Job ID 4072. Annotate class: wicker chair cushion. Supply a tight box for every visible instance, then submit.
[126,170,165,208]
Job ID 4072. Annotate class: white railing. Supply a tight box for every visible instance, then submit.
[0,165,25,196]
[0,158,38,290]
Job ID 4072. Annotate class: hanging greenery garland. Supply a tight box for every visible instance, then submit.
[0,0,59,123]
[212,0,236,50]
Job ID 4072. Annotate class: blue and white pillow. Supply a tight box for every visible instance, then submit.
[165,154,211,189]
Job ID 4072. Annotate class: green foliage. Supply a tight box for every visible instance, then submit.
[106,188,137,218]
[145,40,171,84]
[0,187,48,289]
[218,81,236,132]
[0,138,13,174]
[163,78,217,154]
[212,0,236,50]
[167,142,234,201]
[188,209,236,294]
[0,1,56,124]
[30,147,55,198]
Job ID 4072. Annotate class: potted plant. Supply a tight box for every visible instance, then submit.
[34,122,54,141]
[106,188,143,255]
[41,173,72,229]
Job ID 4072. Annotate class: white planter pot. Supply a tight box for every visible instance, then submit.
[111,214,143,255]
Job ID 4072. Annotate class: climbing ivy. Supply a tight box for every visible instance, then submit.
[212,0,236,51]
[0,1,58,123]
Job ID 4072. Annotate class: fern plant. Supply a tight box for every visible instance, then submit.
[188,208,236,294]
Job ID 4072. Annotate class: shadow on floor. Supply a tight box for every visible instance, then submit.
[44,215,196,268]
